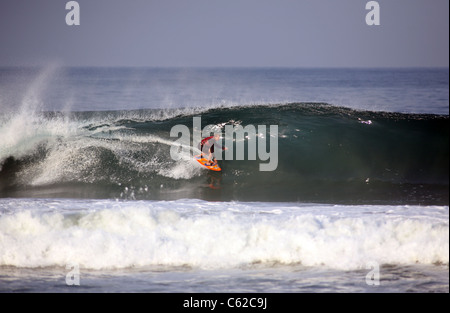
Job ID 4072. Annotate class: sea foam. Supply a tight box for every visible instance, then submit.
[0,199,447,270]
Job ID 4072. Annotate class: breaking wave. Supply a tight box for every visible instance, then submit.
[0,103,448,204]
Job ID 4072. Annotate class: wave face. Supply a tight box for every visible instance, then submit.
[0,103,448,204]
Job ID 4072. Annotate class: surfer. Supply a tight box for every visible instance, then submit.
[198,134,228,165]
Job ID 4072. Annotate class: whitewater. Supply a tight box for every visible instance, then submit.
[0,67,448,293]
[0,199,448,269]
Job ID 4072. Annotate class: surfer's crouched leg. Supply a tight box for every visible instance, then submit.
[206,157,215,166]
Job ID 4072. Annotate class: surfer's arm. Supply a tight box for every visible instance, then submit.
[212,139,227,151]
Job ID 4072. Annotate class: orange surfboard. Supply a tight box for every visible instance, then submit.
[194,155,222,171]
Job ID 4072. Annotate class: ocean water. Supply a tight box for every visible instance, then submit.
[0,67,448,294]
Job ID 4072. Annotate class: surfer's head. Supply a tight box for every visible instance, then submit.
[214,133,220,140]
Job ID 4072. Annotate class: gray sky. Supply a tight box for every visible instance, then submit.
[0,0,448,67]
